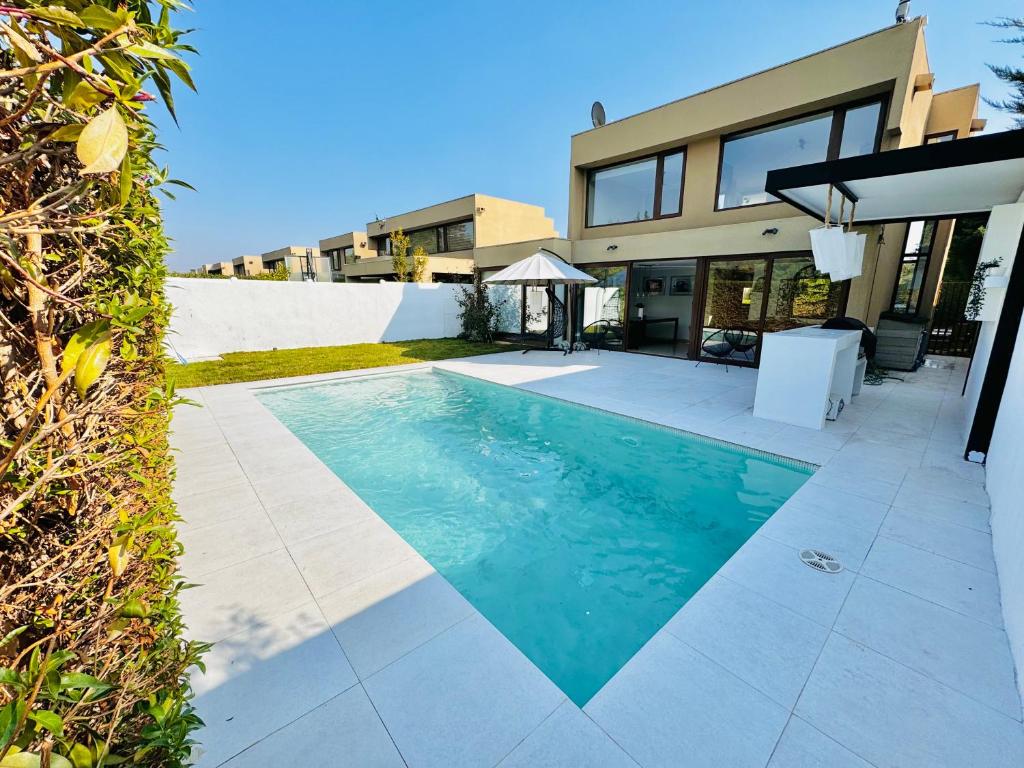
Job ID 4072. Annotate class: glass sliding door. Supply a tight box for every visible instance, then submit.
[626,260,697,358]
[699,258,768,363]
[763,255,844,332]
[575,266,627,350]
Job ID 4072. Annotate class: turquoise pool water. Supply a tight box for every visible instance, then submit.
[258,370,812,705]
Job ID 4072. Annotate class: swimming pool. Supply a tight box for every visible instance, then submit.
[258,370,813,705]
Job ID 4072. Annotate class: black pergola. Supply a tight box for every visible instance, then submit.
[764,128,1024,461]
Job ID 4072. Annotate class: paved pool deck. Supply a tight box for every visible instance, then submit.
[171,350,1023,767]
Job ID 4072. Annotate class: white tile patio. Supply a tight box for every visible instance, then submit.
[171,351,1023,767]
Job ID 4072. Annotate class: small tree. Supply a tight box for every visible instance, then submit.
[411,246,429,283]
[456,273,507,341]
[986,17,1024,125]
[391,229,410,281]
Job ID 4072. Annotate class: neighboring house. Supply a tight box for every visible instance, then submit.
[476,18,985,363]
[320,194,559,283]
[319,231,373,282]
[232,254,264,277]
[260,246,331,281]
[199,261,233,276]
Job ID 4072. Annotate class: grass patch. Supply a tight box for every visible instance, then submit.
[168,338,516,388]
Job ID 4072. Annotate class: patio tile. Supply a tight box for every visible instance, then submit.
[892,485,990,532]
[173,459,251,498]
[318,557,474,678]
[881,507,996,572]
[363,614,564,768]
[289,518,418,597]
[807,463,901,505]
[585,631,789,768]
[832,434,925,470]
[179,549,312,642]
[664,576,829,709]
[173,479,265,531]
[860,537,1004,627]
[497,702,638,767]
[248,464,347,508]
[758,503,876,571]
[262,485,379,544]
[818,452,910,486]
[190,601,357,768]
[920,447,987,483]
[835,577,1021,719]
[783,483,889,533]
[219,686,404,768]
[177,509,282,578]
[795,634,1024,768]
[901,466,989,505]
[767,716,873,768]
[718,536,855,627]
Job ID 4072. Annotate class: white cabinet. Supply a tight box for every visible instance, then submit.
[753,327,862,430]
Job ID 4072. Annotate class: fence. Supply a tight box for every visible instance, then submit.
[165,278,463,362]
[928,281,979,357]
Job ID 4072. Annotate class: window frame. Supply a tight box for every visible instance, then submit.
[584,147,687,229]
[925,130,958,144]
[714,94,889,212]
[888,220,938,315]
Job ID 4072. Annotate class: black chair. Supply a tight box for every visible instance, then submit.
[698,328,757,369]
[580,320,624,352]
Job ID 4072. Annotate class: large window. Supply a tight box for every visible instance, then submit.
[409,228,440,254]
[384,219,475,256]
[444,220,474,251]
[890,220,937,315]
[717,99,885,210]
[586,149,686,227]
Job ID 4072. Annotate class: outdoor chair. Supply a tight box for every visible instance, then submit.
[697,328,757,369]
[580,320,625,352]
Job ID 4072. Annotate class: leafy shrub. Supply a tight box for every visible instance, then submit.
[455,273,508,342]
[0,3,204,766]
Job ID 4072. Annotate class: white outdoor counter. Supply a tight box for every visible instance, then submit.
[753,326,863,430]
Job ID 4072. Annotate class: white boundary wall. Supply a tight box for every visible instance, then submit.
[166,278,462,361]
[987,317,1024,710]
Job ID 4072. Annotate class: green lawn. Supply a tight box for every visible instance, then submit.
[168,338,516,388]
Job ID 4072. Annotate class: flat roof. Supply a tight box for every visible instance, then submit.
[764,128,1024,224]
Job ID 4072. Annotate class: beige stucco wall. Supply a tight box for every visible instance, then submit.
[473,194,559,247]
[925,85,980,138]
[318,230,374,259]
[474,238,573,270]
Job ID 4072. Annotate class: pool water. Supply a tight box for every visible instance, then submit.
[258,370,812,705]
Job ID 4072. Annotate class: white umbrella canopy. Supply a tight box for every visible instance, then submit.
[483,249,597,286]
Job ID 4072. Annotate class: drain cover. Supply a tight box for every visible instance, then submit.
[800,549,843,574]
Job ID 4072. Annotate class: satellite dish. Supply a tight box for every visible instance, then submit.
[591,101,606,128]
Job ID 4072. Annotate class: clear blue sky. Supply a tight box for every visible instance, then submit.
[158,0,1021,271]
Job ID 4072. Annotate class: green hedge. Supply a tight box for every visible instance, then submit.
[1,3,204,766]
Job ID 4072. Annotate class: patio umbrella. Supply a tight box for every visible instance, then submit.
[483,248,596,352]
[483,248,597,286]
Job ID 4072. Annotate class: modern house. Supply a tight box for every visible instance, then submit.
[259,245,331,281]
[319,194,559,283]
[477,18,985,363]
[198,260,234,276]
[231,254,264,277]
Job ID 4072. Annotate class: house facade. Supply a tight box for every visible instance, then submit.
[319,194,559,283]
[478,18,984,363]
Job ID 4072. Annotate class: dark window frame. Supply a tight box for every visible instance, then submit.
[889,220,938,315]
[714,94,889,212]
[584,147,687,229]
